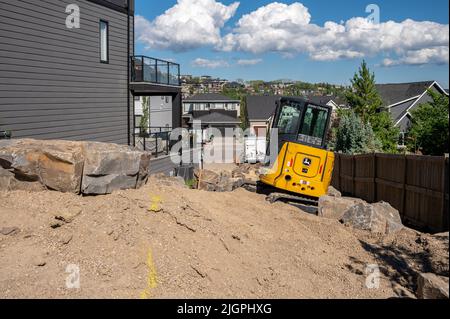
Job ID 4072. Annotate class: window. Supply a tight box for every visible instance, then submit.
[100,20,109,63]
[184,104,193,113]
[298,104,329,146]
[211,103,224,110]
[276,103,301,135]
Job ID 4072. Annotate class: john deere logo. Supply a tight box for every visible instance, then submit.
[303,158,312,167]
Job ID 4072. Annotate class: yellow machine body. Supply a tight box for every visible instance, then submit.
[260,142,335,199]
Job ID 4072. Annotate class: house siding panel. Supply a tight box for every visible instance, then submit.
[0,0,132,144]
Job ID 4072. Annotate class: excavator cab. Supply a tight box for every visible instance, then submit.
[260,97,335,201]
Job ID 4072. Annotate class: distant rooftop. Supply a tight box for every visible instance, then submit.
[184,93,240,102]
[246,95,281,121]
[375,81,435,106]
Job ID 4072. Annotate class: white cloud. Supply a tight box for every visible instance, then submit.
[192,58,230,68]
[137,1,449,66]
[135,0,239,52]
[217,2,449,65]
[236,58,263,66]
[382,47,449,67]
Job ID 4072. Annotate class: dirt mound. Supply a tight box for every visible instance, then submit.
[0,176,447,298]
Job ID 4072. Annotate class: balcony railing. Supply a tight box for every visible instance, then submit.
[131,56,181,86]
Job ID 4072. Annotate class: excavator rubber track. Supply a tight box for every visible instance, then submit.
[265,192,319,206]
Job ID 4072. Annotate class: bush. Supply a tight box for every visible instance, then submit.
[332,111,382,155]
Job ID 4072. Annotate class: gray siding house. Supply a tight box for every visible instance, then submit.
[0,0,182,148]
[375,81,449,144]
[0,0,136,144]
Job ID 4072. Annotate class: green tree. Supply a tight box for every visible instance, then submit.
[239,97,250,130]
[370,112,400,153]
[345,61,399,153]
[407,90,449,155]
[332,110,382,155]
[139,96,150,135]
[345,60,383,122]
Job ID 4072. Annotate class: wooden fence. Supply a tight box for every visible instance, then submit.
[331,153,449,233]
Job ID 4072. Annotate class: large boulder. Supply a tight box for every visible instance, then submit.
[340,201,403,235]
[0,139,151,195]
[318,195,364,220]
[416,273,449,299]
[0,139,84,193]
[81,142,149,195]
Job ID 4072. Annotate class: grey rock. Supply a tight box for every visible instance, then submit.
[0,227,20,236]
[327,186,342,198]
[82,174,138,195]
[195,169,245,192]
[318,195,364,220]
[340,201,403,235]
[417,273,449,299]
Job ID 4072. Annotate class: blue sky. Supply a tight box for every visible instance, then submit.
[135,0,449,87]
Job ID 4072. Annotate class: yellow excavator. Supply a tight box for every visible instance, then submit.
[259,97,335,205]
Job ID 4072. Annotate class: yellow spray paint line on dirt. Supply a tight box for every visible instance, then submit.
[140,248,158,299]
[148,195,163,213]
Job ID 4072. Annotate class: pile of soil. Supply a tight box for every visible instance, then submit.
[0,176,447,299]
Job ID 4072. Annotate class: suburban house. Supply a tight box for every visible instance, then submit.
[0,0,182,150]
[307,96,347,114]
[246,95,280,137]
[246,95,343,136]
[375,81,449,144]
[182,93,241,139]
[134,96,172,133]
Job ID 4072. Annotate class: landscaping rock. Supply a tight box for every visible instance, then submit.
[0,166,45,192]
[0,139,84,193]
[232,164,261,185]
[327,186,342,198]
[0,227,20,236]
[416,273,449,299]
[195,169,220,191]
[81,142,150,195]
[340,201,403,235]
[195,169,244,192]
[318,195,364,220]
[0,139,151,195]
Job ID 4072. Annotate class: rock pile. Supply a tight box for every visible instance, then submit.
[194,169,244,192]
[0,139,150,195]
[319,186,404,235]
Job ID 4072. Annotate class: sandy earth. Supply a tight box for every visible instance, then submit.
[0,175,448,299]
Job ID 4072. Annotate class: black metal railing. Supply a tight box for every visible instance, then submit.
[131,56,181,86]
[134,126,173,157]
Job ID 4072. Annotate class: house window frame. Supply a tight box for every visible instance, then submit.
[100,19,109,64]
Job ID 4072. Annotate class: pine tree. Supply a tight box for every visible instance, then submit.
[345,60,383,122]
[345,61,399,153]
